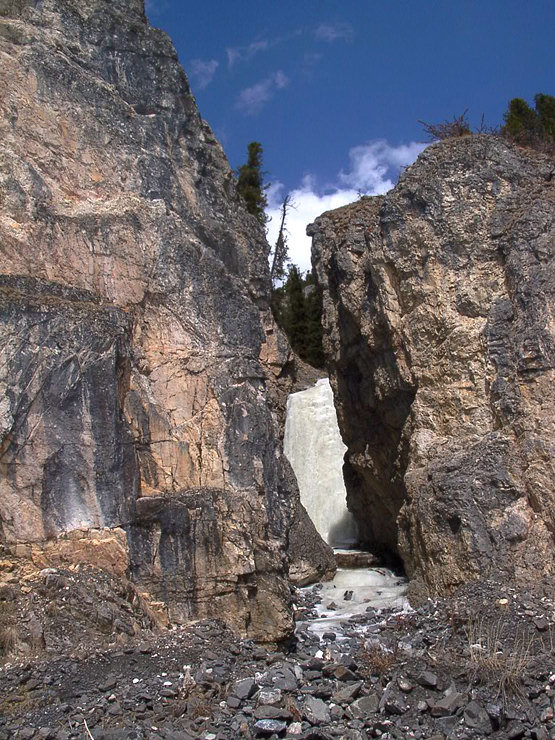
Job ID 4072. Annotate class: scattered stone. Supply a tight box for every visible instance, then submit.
[384,694,408,715]
[331,681,363,704]
[253,719,287,736]
[431,692,465,717]
[350,694,379,717]
[418,671,438,689]
[464,700,493,734]
[533,616,549,631]
[257,688,282,706]
[232,678,257,700]
[333,665,357,682]
[507,723,526,740]
[303,696,331,726]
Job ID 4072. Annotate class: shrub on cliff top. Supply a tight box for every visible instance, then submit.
[420,93,555,154]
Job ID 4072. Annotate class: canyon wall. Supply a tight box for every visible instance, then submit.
[310,136,554,598]
[0,0,332,641]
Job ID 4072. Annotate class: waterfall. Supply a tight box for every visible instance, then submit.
[284,378,357,547]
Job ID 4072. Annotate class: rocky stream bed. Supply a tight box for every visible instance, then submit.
[1,559,554,740]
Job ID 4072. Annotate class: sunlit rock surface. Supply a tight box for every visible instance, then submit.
[310,136,555,599]
[0,0,331,640]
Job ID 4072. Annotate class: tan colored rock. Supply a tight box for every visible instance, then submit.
[310,136,555,597]
[0,0,332,640]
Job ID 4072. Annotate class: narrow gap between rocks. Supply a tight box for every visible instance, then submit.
[283,378,408,641]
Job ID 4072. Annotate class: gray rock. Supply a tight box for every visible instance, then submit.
[397,677,414,693]
[253,705,292,720]
[350,694,379,717]
[331,681,363,704]
[253,719,287,736]
[267,665,298,691]
[431,692,465,717]
[417,671,438,688]
[257,688,282,706]
[310,135,555,595]
[384,694,407,715]
[232,678,257,700]
[303,696,332,725]
[464,700,493,734]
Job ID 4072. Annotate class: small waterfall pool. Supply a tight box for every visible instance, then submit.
[284,378,408,638]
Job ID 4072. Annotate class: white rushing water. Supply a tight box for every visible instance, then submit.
[285,378,409,639]
[305,568,409,639]
[284,378,357,547]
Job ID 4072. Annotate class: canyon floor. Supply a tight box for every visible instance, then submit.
[1,554,554,740]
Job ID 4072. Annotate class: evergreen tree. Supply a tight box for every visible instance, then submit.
[502,98,538,141]
[535,93,555,139]
[236,141,268,224]
[282,265,307,357]
[273,266,325,369]
[303,272,325,368]
[502,93,555,149]
[270,194,291,286]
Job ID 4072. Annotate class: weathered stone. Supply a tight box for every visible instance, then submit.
[431,692,465,717]
[253,719,287,736]
[253,705,292,720]
[331,681,363,704]
[464,700,493,734]
[350,694,379,717]
[417,671,438,689]
[310,134,555,597]
[384,694,407,715]
[266,665,298,691]
[232,678,257,701]
[303,696,331,725]
[0,0,333,640]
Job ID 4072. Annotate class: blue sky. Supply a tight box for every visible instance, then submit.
[145,0,554,271]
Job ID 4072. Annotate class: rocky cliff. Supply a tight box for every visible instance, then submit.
[0,0,333,641]
[310,136,555,598]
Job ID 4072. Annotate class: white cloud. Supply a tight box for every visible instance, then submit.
[235,71,289,115]
[314,22,354,43]
[266,140,427,274]
[188,58,219,89]
[227,40,269,69]
[227,31,302,69]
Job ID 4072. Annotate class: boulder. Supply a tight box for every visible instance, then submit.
[310,136,555,596]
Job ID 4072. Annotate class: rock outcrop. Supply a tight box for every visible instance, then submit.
[0,0,332,641]
[310,136,555,598]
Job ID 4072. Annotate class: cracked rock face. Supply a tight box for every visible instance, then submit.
[310,136,555,598]
[0,0,332,640]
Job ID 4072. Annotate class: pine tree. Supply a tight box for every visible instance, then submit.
[282,265,307,357]
[270,194,291,286]
[502,98,538,141]
[236,141,268,224]
[535,93,555,139]
[502,93,555,150]
[303,272,325,368]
